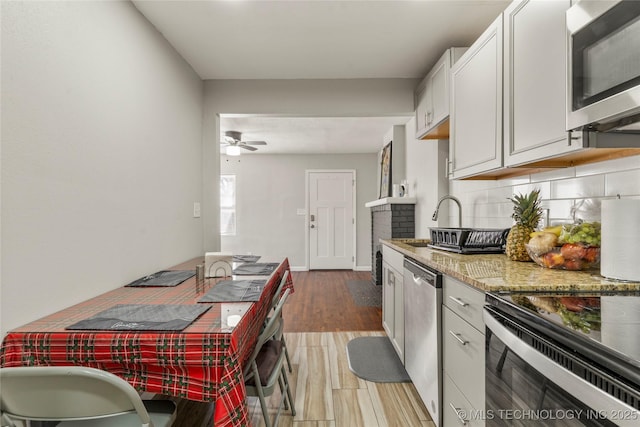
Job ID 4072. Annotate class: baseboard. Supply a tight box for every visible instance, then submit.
[290,266,309,272]
[354,265,372,272]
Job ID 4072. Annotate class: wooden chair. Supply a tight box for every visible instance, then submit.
[245,288,295,427]
[0,366,177,427]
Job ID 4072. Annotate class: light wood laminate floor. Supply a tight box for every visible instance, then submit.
[169,331,434,427]
[247,331,435,427]
[168,271,435,426]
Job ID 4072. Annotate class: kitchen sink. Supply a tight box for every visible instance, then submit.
[398,239,431,248]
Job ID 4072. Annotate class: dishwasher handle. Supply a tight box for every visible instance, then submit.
[403,258,442,288]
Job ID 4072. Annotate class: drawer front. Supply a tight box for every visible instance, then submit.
[443,275,485,332]
[443,306,485,412]
[382,245,404,273]
[443,372,485,427]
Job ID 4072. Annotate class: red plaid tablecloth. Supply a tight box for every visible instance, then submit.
[0,257,294,427]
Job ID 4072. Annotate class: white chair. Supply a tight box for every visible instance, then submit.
[0,366,177,427]
[245,288,295,427]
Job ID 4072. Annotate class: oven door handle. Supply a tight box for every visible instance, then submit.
[483,309,640,426]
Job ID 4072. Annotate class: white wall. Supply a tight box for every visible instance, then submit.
[1,1,204,337]
[220,153,377,269]
[449,155,640,229]
[202,78,419,253]
[405,128,640,235]
[403,117,450,237]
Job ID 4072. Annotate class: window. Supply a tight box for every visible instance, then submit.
[220,174,236,236]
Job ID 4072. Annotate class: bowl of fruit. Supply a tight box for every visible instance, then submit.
[525,222,601,271]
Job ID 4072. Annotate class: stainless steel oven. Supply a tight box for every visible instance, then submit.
[567,0,640,132]
[484,292,640,426]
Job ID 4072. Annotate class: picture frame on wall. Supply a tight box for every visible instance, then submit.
[379,142,392,198]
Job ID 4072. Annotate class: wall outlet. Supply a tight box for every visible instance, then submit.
[193,202,201,218]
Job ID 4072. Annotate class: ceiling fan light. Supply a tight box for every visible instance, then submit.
[226,145,241,156]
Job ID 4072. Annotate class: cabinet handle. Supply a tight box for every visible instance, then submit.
[568,130,583,147]
[448,296,468,307]
[449,330,468,346]
[388,270,395,286]
[449,402,469,425]
[447,159,454,178]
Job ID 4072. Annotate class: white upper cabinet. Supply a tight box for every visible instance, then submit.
[503,0,581,167]
[449,15,503,179]
[415,48,467,140]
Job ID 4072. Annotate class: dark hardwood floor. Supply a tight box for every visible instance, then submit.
[283,270,383,332]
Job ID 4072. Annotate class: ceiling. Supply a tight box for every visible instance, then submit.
[220,115,412,154]
[133,0,511,154]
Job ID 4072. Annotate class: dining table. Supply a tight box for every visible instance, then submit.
[0,256,294,427]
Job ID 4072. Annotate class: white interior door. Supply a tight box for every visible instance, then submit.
[308,171,354,270]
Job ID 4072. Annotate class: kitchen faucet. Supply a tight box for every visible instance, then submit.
[432,195,462,227]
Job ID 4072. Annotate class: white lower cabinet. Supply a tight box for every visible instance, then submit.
[382,245,404,362]
[382,262,395,337]
[442,275,485,427]
[443,307,485,410]
[444,372,484,427]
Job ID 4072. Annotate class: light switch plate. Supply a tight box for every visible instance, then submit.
[193,202,201,218]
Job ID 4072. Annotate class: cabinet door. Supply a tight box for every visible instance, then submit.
[443,372,485,427]
[391,265,404,363]
[382,263,394,337]
[415,49,466,140]
[443,275,485,332]
[429,57,449,128]
[443,306,485,412]
[450,15,503,179]
[415,82,430,137]
[383,244,405,273]
[504,0,580,167]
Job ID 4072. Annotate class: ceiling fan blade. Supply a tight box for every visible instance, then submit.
[240,145,258,151]
[242,140,267,145]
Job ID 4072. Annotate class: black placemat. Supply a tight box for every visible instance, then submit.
[232,254,261,263]
[125,270,195,287]
[197,280,267,303]
[65,304,210,331]
[232,262,279,276]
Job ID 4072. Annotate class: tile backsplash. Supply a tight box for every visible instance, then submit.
[449,155,640,229]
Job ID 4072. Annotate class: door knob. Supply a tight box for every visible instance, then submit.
[310,224,315,229]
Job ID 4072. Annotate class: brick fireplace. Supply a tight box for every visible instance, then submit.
[370,203,415,286]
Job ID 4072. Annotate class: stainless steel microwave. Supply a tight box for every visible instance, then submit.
[567,0,640,132]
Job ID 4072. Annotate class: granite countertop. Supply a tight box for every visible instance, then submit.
[382,239,640,292]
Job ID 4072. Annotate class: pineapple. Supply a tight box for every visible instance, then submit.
[506,189,542,261]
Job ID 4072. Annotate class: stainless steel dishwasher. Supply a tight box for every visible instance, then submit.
[404,258,443,427]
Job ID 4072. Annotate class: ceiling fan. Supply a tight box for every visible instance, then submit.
[220,130,267,155]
